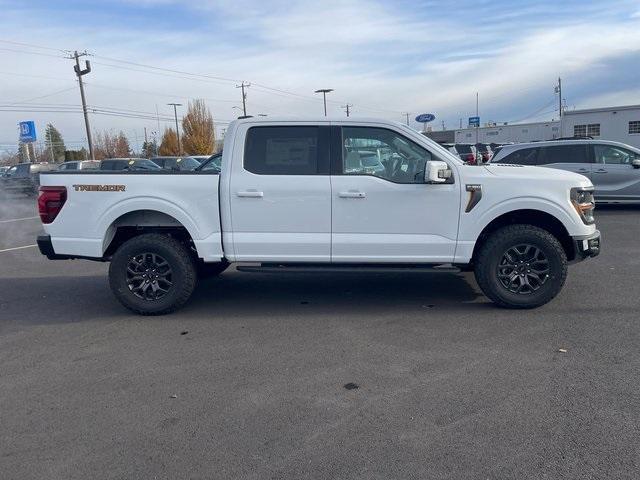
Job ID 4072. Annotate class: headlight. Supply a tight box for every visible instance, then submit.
[570,187,595,225]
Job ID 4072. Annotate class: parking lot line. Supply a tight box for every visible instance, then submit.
[0,216,39,224]
[0,244,37,253]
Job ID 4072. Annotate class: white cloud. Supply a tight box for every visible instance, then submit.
[1,0,639,150]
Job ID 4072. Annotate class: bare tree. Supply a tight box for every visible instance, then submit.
[114,131,131,157]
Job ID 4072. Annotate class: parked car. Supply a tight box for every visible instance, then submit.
[100,158,162,171]
[0,166,10,175]
[150,156,201,171]
[190,155,213,163]
[491,140,640,203]
[475,143,493,163]
[38,117,600,314]
[447,144,479,165]
[58,160,101,171]
[196,153,222,172]
[1,162,56,195]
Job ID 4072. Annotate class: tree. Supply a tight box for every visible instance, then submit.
[65,148,88,161]
[159,128,179,155]
[93,131,116,160]
[44,124,65,162]
[93,130,130,159]
[141,140,157,158]
[182,99,215,155]
[114,131,131,157]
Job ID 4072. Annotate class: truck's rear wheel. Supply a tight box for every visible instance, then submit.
[474,224,567,309]
[109,233,197,315]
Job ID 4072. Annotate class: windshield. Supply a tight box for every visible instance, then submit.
[197,153,222,172]
[131,159,161,170]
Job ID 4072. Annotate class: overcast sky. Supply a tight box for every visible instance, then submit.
[1,0,640,152]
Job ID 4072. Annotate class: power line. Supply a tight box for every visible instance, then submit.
[0,39,68,53]
[0,87,77,107]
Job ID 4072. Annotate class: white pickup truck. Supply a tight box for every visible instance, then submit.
[37,117,600,314]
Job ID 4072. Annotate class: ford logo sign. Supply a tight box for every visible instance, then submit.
[415,113,435,123]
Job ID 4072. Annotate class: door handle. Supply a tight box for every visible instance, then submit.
[339,191,366,198]
[593,169,607,174]
[237,190,264,198]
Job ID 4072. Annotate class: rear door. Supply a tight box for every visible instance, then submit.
[537,144,592,180]
[591,144,640,201]
[330,124,460,263]
[228,123,332,262]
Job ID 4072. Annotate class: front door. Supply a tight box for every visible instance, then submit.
[228,124,332,262]
[330,125,461,263]
[591,144,640,201]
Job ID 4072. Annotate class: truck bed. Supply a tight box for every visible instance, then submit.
[39,171,223,261]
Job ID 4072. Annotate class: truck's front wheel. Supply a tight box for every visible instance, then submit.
[109,233,197,315]
[474,225,568,309]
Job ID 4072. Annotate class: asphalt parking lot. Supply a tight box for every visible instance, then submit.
[1,195,639,480]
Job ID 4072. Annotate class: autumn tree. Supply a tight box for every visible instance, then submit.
[182,99,215,155]
[44,124,66,162]
[159,128,179,155]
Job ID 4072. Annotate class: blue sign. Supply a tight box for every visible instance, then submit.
[468,116,480,127]
[415,113,436,123]
[19,121,37,142]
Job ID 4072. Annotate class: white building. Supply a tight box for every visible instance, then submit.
[453,120,560,144]
[433,104,640,148]
[561,104,640,149]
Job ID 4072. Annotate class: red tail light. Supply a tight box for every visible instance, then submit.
[38,186,67,224]
[465,153,476,165]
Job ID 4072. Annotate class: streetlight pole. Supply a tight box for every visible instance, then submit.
[167,103,182,154]
[314,89,334,116]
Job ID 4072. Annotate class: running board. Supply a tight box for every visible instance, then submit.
[235,263,460,274]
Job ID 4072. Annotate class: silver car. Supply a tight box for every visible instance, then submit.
[491,139,640,203]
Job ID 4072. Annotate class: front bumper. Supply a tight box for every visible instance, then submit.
[572,230,601,261]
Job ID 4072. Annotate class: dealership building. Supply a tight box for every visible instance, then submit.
[426,104,640,149]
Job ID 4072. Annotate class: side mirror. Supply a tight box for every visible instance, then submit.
[425,160,452,183]
[632,159,640,169]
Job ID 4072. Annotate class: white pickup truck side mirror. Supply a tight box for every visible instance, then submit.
[425,160,452,183]
[632,158,640,169]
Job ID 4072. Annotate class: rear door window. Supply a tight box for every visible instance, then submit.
[538,144,590,164]
[244,126,328,175]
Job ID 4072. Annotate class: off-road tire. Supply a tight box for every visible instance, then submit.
[474,224,568,309]
[109,233,197,315]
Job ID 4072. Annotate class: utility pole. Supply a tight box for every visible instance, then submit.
[167,103,182,154]
[236,82,250,117]
[69,50,94,160]
[402,112,411,126]
[556,77,563,118]
[341,104,352,117]
[314,89,333,116]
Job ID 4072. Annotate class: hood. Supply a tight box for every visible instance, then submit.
[481,163,593,188]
